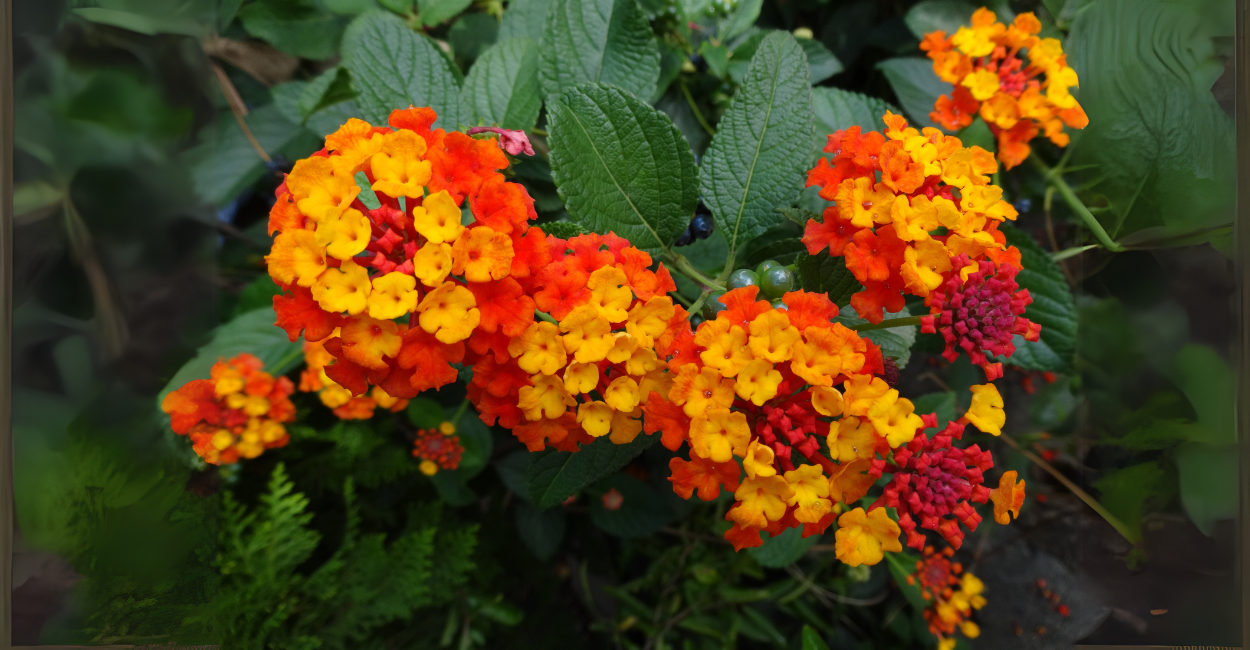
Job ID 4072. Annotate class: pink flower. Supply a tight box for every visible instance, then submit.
[467,126,535,156]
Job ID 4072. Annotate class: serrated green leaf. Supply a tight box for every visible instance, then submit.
[748,526,818,568]
[342,11,464,129]
[1067,0,1234,242]
[588,475,674,538]
[526,432,657,508]
[462,37,542,131]
[156,307,303,410]
[875,57,948,129]
[795,251,861,308]
[514,500,566,559]
[716,0,761,41]
[701,31,815,270]
[297,67,358,120]
[811,87,896,151]
[539,221,587,238]
[903,0,976,40]
[498,0,556,39]
[836,306,916,369]
[547,83,698,254]
[998,225,1077,373]
[797,37,843,85]
[539,0,662,101]
[419,0,473,25]
[239,0,346,60]
[740,222,807,269]
[188,104,307,205]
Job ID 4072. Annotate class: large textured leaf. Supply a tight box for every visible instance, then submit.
[239,0,345,60]
[811,87,896,150]
[795,251,861,308]
[498,0,557,40]
[700,32,814,267]
[875,57,948,129]
[547,83,698,254]
[748,526,819,568]
[419,0,473,26]
[526,432,657,508]
[997,225,1077,373]
[798,38,843,85]
[156,307,303,408]
[539,0,661,101]
[342,11,463,128]
[903,0,976,40]
[462,38,542,131]
[188,104,311,206]
[1066,0,1235,242]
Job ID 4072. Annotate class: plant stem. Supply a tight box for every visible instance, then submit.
[667,253,726,291]
[997,433,1139,545]
[688,288,714,317]
[534,310,557,324]
[850,315,923,332]
[449,399,470,428]
[1030,154,1125,252]
[679,79,716,137]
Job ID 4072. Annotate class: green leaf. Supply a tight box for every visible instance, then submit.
[1166,344,1234,445]
[547,83,699,254]
[498,0,556,40]
[801,626,831,650]
[875,57,948,129]
[588,474,674,538]
[716,0,762,42]
[539,221,587,239]
[449,405,493,479]
[740,222,807,269]
[699,40,731,79]
[430,469,477,506]
[419,0,473,26]
[526,432,657,508]
[297,67,357,119]
[324,0,381,14]
[187,104,307,205]
[71,1,214,36]
[539,0,662,101]
[811,87,896,152]
[1093,461,1169,543]
[239,0,346,60]
[1175,442,1238,537]
[797,38,843,85]
[701,32,815,268]
[462,38,542,131]
[1067,0,1234,242]
[447,12,501,64]
[342,11,464,129]
[997,225,1077,373]
[234,276,285,317]
[747,526,818,568]
[836,306,916,369]
[955,116,994,152]
[514,500,566,559]
[903,0,977,40]
[912,391,957,432]
[378,0,415,12]
[795,252,861,308]
[884,552,926,609]
[494,450,532,500]
[407,397,445,428]
[156,307,303,410]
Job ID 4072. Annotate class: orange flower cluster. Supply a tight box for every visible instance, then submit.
[160,353,296,464]
[909,544,987,650]
[804,112,1021,324]
[264,107,550,407]
[921,7,1088,169]
[413,421,463,476]
[299,336,408,419]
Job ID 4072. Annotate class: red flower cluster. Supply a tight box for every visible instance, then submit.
[412,422,464,476]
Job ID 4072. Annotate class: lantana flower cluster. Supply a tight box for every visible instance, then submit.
[921,7,1088,168]
[300,334,409,419]
[413,421,464,476]
[160,353,296,464]
[908,544,988,650]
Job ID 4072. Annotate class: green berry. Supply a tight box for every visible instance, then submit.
[760,265,795,299]
[689,314,705,329]
[755,259,781,276]
[770,299,787,310]
[727,269,760,290]
[702,292,727,320]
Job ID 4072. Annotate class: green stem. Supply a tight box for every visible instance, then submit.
[679,79,716,137]
[688,288,714,317]
[668,253,726,291]
[535,310,557,324]
[449,399,470,428]
[850,315,922,332]
[1030,154,1125,253]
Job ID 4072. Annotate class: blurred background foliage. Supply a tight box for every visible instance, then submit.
[10,0,1239,647]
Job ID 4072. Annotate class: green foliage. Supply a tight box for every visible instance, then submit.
[998,225,1078,373]
[795,251,861,308]
[239,0,346,60]
[903,0,977,39]
[214,465,477,648]
[526,431,657,508]
[547,83,699,254]
[539,0,662,100]
[1093,461,1170,544]
[297,67,358,120]
[836,306,917,369]
[342,11,465,128]
[875,57,949,129]
[811,87,897,150]
[748,527,819,568]
[588,474,675,538]
[419,0,474,26]
[462,37,543,131]
[186,104,314,205]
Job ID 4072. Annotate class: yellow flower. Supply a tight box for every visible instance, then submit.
[903,135,941,177]
[747,309,802,363]
[960,68,1001,101]
[370,129,432,199]
[730,476,794,528]
[950,7,1004,57]
[560,304,615,363]
[285,155,360,222]
[624,347,660,377]
[319,383,353,408]
[411,241,454,287]
[624,297,674,348]
[827,415,879,462]
[900,239,953,297]
[609,407,643,444]
[419,459,439,476]
[697,320,753,378]
[637,368,673,405]
[866,390,923,448]
[416,281,480,344]
[603,376,641,412]
[734,359,782,406]
[587,266,632,322]
[811,385,844,417]
[412,190,464,244]
[315,208,372,261]
[366,271,420,320]
[669,365,735,417]
[325,118,384,169]
[834,507,902,567]
[689,408,749,463]
[452,225,514,282]
[835,177,895,227]
[508,321,567,376]
[606,332,639,364]
[785,464,832,523]
[965,383,1005,435]
[743,440,776,479]
[842,374,891,417]
[267,229,327,288]
[312,258,371,315]
[790,325,865,387]
[563,361,599,394]
[577,400,614,437]
[517,374,575,421]
[940,147,997,189]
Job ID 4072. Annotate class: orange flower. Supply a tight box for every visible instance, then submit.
[668,455,741,501]
[990,470,1026,524]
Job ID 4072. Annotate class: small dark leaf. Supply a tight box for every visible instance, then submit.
[526,432,657,508]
